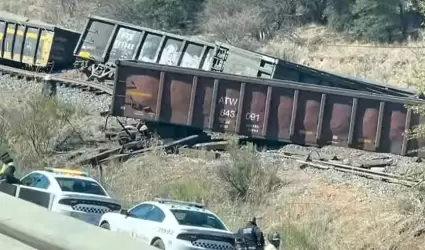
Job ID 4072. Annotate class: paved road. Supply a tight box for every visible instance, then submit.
[0,233,36,250]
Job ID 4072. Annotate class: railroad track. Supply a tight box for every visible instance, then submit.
[0,64,113,96]
[274,152,421,187]
[76,133,422,188]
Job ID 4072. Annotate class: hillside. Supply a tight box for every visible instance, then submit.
[2,1,425,249]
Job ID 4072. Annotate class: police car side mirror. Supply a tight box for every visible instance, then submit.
[120,209,129,216]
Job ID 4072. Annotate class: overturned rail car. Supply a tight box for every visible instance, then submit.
[74,15,418,98]
[74,15,220,81]
[0,11,80,70]
[111,60,425,157]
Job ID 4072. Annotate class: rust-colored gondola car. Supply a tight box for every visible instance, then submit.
[111,60,425,157]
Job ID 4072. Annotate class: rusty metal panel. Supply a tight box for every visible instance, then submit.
[294,91,322,144]
[191,77,214,128]
[266,88,295,140]
[112,60,425,156]
[123,71,161,119]
[239,84,268,136]
[211,80,241,133]
[379,103,407,154]
[321,95,353,145]
[352,99,381,151]
[160,73,194,125]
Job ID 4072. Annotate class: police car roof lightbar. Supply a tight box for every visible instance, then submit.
[44,168,89,177]
[154,198,205,209]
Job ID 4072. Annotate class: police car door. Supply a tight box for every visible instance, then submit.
[123,203,154,242]
[132,205,169,243]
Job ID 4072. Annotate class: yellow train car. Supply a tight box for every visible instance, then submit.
[0,11,80,70]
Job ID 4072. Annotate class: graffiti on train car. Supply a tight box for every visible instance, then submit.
[109,28,140,61]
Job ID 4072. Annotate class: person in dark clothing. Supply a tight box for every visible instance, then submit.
[0,152,20,184]
[236,217,265,250]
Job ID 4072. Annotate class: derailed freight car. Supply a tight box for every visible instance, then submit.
[111,60,425,157]
[215,42,420,98]
[0,11,80,70]
[73,15,221,81]
[74,15,418,98]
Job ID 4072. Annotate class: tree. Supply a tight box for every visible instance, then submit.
[201,0,300,48]
[98,0,205,32]
[323,0,405,42]
[325,0,355,31]
[299,0,328,24]
[350,0,403,42]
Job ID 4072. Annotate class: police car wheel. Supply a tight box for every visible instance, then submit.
[152,239,165,250]
[100,222,110,230]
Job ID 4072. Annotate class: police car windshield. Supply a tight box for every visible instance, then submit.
[55,177,106,196]
[171,209,226,230]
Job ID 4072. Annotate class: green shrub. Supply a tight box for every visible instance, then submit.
[157,178,211,203]
[216,137,282,203]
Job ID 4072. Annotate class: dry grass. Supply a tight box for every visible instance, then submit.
[0,77,109,175]
[260,25,425,91]
[84,139,425,250]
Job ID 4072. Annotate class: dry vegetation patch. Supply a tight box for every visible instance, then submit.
[260,25,425,91]
[91,141,425,250]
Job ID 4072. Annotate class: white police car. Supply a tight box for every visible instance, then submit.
[19,168,121,225]
[99,198,236,250]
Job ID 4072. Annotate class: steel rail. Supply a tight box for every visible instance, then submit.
[0,64,113,95]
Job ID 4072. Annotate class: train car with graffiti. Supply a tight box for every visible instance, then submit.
[0,11,80,70]
[73,15,220,81]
